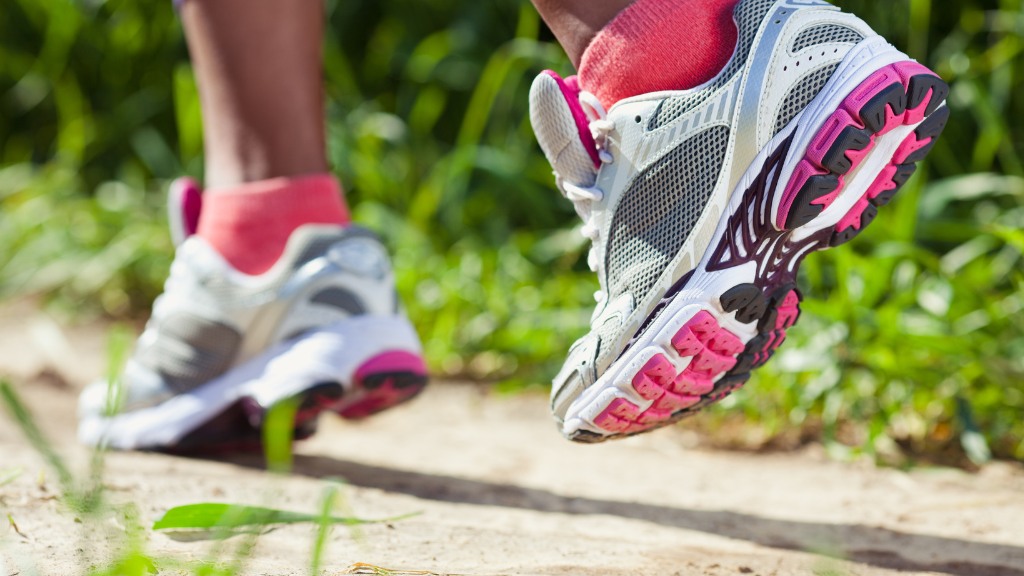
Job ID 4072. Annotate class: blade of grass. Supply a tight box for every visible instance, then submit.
[0,380,73,491]
[7,513,27,539]
[310,484,340,576]
[152,503,418,531]
[333,480,365,546]
[102,324,133,418]
[262,398,298,474]
[77,324,136,518]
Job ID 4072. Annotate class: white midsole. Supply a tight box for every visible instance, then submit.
[78,315,422,450]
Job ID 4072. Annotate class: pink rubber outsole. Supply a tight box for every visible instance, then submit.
[778,61,942,230]
[591,287,803,437]
[594,312,744,434]
[336,351,429,419]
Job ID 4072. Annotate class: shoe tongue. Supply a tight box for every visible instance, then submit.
[529,70,600,188]
[168,177,202,247]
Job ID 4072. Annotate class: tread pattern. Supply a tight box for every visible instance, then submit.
[161,363,428,454]
[337,371,429,419]
[779,63,950,232]
[591,311,743,435]
[577,288,802,443]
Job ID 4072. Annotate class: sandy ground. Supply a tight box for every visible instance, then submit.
[1,303,1023,576]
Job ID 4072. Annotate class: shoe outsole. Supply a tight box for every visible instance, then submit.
[158,352,428,455]
[572,61,949,443]
[336,350,429,419]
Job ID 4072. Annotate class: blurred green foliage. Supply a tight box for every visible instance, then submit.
[0,0,1021,464]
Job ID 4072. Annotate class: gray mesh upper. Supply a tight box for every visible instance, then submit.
[201,227,379,303]
[791,23,864,53]
[133,226,386,396]
[604,125,730,303]
[774,62,841,134]
[310,287,369,315]
[648,0,779,130]
[135,313,242,394]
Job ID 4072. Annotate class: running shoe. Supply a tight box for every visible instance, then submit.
[531,0,949,442]
[78,179,428,453]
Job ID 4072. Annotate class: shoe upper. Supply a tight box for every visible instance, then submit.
[531,0,879,418]
[111,224,402,412]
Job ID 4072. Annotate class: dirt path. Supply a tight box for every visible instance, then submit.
[1,304,1023,576]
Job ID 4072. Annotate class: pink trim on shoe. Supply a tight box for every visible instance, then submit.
[777,62,946,230]
[169,177,203,244]
[337,351,429,420]
[354,350,427,379]
[542,71,602,168]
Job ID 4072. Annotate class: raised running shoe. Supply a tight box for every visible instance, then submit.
[531,0,949,442]
[78,179,428,452]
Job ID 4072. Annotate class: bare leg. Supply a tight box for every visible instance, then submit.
[531,0,636,68]
[180,0,328,189]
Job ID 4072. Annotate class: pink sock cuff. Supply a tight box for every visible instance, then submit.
[199,173,349,233]
[579,0,739,110]
[197,173,350,275]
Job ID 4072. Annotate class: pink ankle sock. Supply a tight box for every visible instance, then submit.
[579,0,739,110]
[196,173,350,275]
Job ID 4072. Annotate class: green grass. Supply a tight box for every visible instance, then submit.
[0,375,416,575]
[1,0,1022,464]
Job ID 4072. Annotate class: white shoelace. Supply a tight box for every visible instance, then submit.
[561,91,616,304]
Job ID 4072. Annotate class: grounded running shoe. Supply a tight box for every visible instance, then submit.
[78,179,428,452]
[531,0,948,442]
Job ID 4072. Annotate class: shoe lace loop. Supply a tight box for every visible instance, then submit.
[580,91,616,164]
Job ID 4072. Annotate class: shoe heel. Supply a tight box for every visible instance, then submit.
[335,351,429,419]
[777,60,949,240]
[241,381,346,429]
